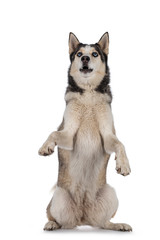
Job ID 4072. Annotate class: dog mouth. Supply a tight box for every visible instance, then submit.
[80,66,93,74]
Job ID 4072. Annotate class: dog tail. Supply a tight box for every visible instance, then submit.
[50,183,57,194]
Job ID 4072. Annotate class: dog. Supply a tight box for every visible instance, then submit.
[38,32,132,231]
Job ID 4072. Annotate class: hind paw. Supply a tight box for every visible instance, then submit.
[104,221,132,232]
[115,223,132,231]
[43,221,60,231]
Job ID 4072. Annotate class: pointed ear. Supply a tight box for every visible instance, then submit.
[97,32,109,55]
[69,32,80,54]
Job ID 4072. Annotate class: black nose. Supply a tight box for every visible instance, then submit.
[81,56,90,63]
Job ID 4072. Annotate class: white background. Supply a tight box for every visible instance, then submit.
[0,0,160,239]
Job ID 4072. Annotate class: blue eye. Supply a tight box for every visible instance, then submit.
[77,52,82,57]
[92,52,98,57]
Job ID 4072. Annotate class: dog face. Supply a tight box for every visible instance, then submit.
[68,33,109,88]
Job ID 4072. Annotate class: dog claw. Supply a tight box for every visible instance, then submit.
[38,142,55,156]
[116,163,131,176]
[43,221,60,231]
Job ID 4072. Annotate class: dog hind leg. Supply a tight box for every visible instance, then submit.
[43,198,61,231]
[86,184,132,231]
[103,221,132,232]
[44,220,60,231]
[45,187,78,230]
[95,184,132,232]
[85,184,118,227]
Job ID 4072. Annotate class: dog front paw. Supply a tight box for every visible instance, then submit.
[116,160,131,176]
[38,141,55,156]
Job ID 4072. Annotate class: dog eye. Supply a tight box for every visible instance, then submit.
[92,52,98,57]
[77,52,82,57]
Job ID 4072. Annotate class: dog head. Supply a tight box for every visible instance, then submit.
[68,32,110,90]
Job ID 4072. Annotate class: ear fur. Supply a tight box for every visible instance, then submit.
[69,32,80,54]
[97,32,109,55]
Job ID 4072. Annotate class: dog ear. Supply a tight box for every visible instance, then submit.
[97,32,109,55]
[69,32,80,54]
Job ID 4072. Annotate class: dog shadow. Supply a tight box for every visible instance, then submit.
[43,226,132,235]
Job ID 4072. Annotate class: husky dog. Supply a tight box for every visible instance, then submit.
[38,32,132,231]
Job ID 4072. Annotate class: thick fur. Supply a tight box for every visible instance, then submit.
[39,32,132,231]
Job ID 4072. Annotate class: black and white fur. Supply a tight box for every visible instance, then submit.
[39,32,132,232]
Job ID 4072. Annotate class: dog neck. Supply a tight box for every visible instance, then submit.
[65,74,112,105]
[66,73,112,101]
